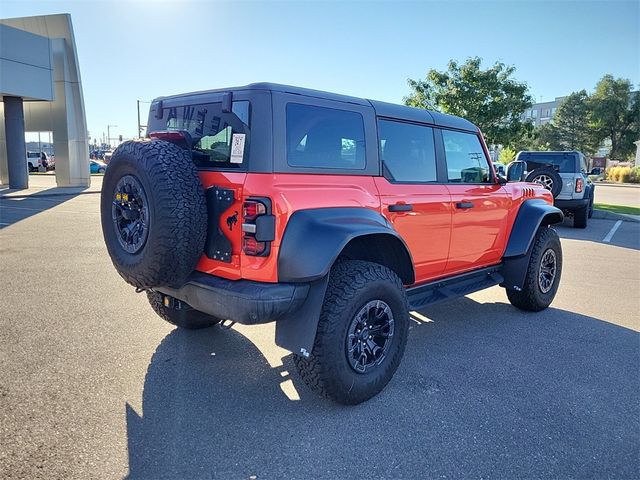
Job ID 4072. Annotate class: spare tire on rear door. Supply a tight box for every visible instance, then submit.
[525,167,563,198]
[100,139,207,289]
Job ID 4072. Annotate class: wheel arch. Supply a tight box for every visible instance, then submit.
[277,207,415,285]
[500,199,563,291]
[503,199,563,258]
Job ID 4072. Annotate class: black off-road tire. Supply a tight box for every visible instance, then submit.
[588,194,594,219]
[294,260,410,405]
[506,227,562,312]
[526,168,563,198]
[100,139,207,289]
[574,205,588,228]
[147,291,220,329]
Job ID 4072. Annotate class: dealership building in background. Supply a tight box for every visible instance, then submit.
[0,13,89,189]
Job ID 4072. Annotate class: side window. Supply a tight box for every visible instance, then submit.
[378,119,437,182]
[165,100,250,169]
[442,129,491,183]
[286,103,366,170]
[580,155,587,173]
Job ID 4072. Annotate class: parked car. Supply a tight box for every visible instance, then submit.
[588,166,605,182]
[90,159,107,174]
[493,162,506,176]
[514,150,595,228]
[26,151,49,172]
[101,83,564,404]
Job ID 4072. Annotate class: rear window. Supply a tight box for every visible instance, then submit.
[520,154,577,173]
[286,103,366,170]
[164,100,250,169]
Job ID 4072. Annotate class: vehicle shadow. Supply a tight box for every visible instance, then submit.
[125,298,639,479]
[0,188,90,228]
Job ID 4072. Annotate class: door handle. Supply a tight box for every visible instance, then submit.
[456,201,474,209]
[389,203,413,212]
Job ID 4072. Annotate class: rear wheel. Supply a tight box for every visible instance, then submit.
[294,260,409,405]
[147,291,220,329]
[506,227,562,312]
[573,205,588,228]
[588,194,594,219]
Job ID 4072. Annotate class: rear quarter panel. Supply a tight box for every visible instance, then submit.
[195,173,381,282]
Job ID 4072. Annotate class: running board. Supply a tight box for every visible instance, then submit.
[407,265,504,310]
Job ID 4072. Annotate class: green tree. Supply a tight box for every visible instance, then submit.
[589,75,640,160]
[553,90,599,154]
[498,146,516,164]
[405,57,533,147]
[517,123,559,151]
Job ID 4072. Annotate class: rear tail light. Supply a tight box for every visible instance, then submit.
[242,199,275,257]
[242,236,267,256]
[243,201,267,221]
[575,178,584,193]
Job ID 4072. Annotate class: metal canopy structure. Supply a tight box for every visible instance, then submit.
[0,14,89,188]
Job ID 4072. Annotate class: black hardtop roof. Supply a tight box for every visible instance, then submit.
[154,82,479,132]
[518,151,583,156]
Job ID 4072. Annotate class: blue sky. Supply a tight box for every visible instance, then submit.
[2,0,639,142]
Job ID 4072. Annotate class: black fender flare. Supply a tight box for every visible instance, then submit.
[501,199,564,290]
[275,207,414,357]
[277,207,414,283]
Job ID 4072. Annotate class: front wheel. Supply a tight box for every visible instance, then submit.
[506,227,562,312]
[294,260,410,405]
[147,291,221,329]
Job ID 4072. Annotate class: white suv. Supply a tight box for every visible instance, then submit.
[515,151,594,228]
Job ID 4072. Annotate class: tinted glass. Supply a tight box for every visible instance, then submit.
[442,130,491,183]
[378,120,436,182]
[519,154,577,173]
[286,103,366,170]
[165,100,250,169]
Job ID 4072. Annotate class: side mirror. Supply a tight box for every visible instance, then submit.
[506,161,526,182]
[497,175,508,185]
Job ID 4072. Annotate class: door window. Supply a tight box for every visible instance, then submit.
[378,120,437,182]
[442,130,491,183]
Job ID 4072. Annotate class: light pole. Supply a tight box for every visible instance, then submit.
[107,124,117,149]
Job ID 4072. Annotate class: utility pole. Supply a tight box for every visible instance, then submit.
[137,100,141,139]
[137,100,150,138]
[107,124,117,149]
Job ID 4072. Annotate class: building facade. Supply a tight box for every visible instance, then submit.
[522,97,566,127]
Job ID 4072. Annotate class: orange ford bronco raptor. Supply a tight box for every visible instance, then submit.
[101,83,563,404]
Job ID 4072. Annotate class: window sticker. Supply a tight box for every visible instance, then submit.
[230,133,246,164]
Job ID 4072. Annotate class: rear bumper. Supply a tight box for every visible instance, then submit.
[555,198,589,210]
[156,272,310,325]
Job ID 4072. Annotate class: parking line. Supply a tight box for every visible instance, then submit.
[603,220,623,243]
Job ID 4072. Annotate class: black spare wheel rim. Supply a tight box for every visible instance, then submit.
[538,248,557,294]
[346,300,395,373]
[112,174,149,254]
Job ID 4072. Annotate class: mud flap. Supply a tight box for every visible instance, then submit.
[500,254,532,291]
[274,276,329,357]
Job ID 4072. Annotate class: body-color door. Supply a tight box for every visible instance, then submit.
[375,120,452,283]
[439,128,511,274]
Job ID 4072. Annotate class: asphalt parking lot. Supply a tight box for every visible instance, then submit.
[1,187,638,479]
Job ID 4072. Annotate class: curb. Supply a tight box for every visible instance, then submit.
[596,182,640,188]
[592,209,640,223]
